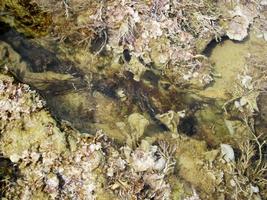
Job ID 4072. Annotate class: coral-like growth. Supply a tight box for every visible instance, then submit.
[105,139,176,200]
[223,138,267,200]
[0,77,44,122]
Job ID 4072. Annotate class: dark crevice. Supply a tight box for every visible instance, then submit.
[123,48,131,62]
[0,22,10,35]
[0,28,84,77]
[202,36,229,57]
[142,70,160,86]
[178,116,198,136]
[202,35,250,57]
[90,28,108,55]
[0,156,20,198]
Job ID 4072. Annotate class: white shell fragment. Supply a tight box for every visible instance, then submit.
[251,185,260,193]
[263,32,267,41]
[10,153,21,163]
[220,144,235,162]
[46,175,59,189]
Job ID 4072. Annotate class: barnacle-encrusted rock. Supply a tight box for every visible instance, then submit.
[227,15,250,41]
[149,37,170,70]
[130,140,167,172]
[1,1,267,199]
[226,4,258,41]
[105,139,176,199]
[0,75,67,157]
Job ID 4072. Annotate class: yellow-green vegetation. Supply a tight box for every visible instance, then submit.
[0,0,51,36]
[0,0,267,199]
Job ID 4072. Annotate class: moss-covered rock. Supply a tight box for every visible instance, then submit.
[0,0,52,37]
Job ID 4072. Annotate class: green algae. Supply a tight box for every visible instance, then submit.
[0,0,52,37]
[199,39,249,99]
[0,109,68,157]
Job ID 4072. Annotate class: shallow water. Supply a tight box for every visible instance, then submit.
[200,35,267,100]
[200,40,248,99]
[1,27,266,146]
[197,34,267,144]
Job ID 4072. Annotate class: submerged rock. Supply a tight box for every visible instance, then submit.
[227,15,250,41]
[226,4,259,41]
[127,113,149,147]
